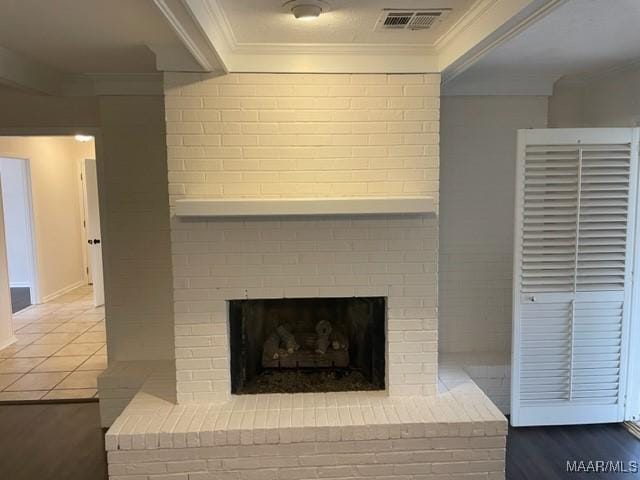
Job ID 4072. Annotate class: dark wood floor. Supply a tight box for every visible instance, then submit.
[0,401,638,480]
[0,402,107,480]
[508,423,640,479]
[10,287,31,313]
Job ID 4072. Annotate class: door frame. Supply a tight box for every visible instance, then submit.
[626,131,640,422]
[0,127,107,307]
[0,156,39,304]
[510,129,526,426]
[78,158,90,285]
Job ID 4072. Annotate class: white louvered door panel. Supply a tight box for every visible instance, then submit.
[521,144,579,294]
[519,296,573,405]
[572,294,624,406]
[512,129,639,427]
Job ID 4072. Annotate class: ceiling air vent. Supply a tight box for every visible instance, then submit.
[375,9,451,31]
[381,12,413,29]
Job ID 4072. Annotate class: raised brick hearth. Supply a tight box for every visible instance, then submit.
[106,362,506,480]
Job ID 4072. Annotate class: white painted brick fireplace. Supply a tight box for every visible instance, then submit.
[104,72,507,480]
[171,215,439,401]
[165,72,441,403]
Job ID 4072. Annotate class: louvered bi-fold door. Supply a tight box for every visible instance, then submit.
[511,128,639,426]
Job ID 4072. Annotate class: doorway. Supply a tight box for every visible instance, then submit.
[0,135,107,401]
[511,128,639,426]
[0,157,36,312]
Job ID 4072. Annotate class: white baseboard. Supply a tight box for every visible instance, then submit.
[0,335,17,351]
[39,279,86,304]
[9,282,30,289]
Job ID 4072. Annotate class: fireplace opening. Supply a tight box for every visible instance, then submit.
[229,297,386,394]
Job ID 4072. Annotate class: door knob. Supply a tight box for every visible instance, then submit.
[93,239,101,244]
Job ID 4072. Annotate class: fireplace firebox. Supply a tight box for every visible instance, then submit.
[229,297,386,394]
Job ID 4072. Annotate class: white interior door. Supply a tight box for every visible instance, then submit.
[82,158,104,307]
[511,128,639,426]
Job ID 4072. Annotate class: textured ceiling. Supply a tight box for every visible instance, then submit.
[460,0,640,79]
[217,0,476,45]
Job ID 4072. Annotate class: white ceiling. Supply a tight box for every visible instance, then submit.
[183,0,555,74]
[0,0,185,73]
[2,0,637,94]
[218,0,475,45]
[446,0,640,93]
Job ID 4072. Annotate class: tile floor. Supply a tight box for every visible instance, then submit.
[0,285,106,401]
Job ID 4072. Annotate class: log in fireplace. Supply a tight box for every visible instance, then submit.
[229,297,386,394]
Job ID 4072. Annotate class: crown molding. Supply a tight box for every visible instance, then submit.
[435,0,500,49]
[184,0,232,71]
[199,0,436,56]
[201,0,238,51]
[231,42,435,56]
[184,0,441,73]
[153,0,224,72]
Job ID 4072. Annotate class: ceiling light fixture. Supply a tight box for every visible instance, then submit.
[283,0,329,21]
[74,134,94,143]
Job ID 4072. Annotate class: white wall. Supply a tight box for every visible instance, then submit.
[0,137,91,302]
[439,96,548,354]
[0,87,177,362]
[549,66,640,128]
[98,96,175,363]
[0,158,31,288]
[0,90,177,428]
[438,95,548,413]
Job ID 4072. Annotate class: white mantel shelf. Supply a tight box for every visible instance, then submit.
[174,196,434,218]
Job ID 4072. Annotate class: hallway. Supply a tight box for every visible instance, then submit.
[0,286,106,401]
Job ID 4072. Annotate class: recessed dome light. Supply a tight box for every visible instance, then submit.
[283,0,329,21]
[292,4,321,19]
